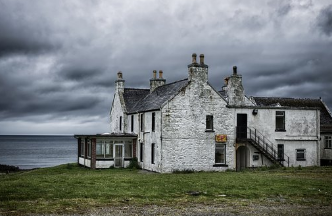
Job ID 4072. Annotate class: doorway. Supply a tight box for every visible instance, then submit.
[114,144,124,168]
[236,145,249,171]
[237,114,247,140]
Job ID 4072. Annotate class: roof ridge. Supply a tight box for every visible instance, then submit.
[124,88,149,90]
[160,78,188,87]
[254,96,320,101]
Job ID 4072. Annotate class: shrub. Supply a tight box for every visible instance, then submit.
[127,157,141,169]
[172,169,195,174]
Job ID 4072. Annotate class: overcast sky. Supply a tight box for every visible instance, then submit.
[0,0,331,135]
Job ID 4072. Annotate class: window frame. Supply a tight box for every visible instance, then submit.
[140,143,144,162]
[296,149,306,161]
[277,144,284,161]
[206,115,214,131]
[275,111,286,132]
[80,139,85,157]
[119,116,122,131]
[151,143,155,164]
[131,115,134,132]
[215,143,226,164]
[87,139,92,158]
[96,140,114,159]
[140,113,144,132]
[152,112,155,132]
[125,141,133,158]
[325,136,332,149]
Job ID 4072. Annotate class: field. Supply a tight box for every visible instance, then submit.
[0,164,332,215]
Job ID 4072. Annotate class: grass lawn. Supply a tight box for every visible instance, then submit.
[0,164,332,215]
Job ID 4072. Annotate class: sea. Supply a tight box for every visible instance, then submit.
[0,135,77,170]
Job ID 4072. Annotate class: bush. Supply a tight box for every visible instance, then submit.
[127,157,141,169]
[0,164,20,173]
[172,169,195,174]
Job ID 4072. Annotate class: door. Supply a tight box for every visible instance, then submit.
[114,144,124,168]
[277,144,284,161]
[236,146,249,171]
[237,114,247,140]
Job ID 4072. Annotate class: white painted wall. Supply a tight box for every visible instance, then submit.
[160,75,235,173]
[233,108,320,167]
[110,91,125,133]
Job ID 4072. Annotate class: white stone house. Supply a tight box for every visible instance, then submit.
[75,53,332,172]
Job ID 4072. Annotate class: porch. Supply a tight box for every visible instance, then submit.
[74,133,137,169]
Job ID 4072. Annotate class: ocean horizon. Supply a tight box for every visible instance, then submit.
[0,135,77,169]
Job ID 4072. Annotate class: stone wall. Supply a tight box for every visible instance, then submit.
[161,72,235,173]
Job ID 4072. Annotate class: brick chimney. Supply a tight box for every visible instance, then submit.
[188,53,208,82]
[115,71,125,94]
[150,70,166,92]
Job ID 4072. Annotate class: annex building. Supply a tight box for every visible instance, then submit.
[75,53,332,172]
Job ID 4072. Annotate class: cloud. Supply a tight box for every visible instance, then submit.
[317,4,332,36]
[0,0,331,134]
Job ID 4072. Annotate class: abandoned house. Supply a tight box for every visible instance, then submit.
[74,53,332,172]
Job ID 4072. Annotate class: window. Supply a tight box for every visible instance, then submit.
[125,141,133,158]
[105,142,113,158]
[276,111,285,131]
[140,113,144,132]
[296,149,306,161]
[96,141,113,159]
[206,115,214,131]
[215,144,226,164]
[140,143,144,162]
[87,139,91,158]
[151,143,155,164]
[277,144,284,160]
[325,136,332,149]
[80,139,85,156]
[152,112,155,132]
[119,116,122,131]
[96,141,103,157]
[131,115,134,132]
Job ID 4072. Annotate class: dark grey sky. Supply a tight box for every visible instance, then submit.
[0,0,331,135]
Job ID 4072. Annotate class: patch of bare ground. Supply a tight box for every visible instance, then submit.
[44,203,331,216]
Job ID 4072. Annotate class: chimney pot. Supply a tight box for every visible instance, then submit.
[117,71,123,79]
[233,66,237,75]
[153,70,157,79]
[159,70,163,79]
[192,53,197,63]
[199,54,204,64]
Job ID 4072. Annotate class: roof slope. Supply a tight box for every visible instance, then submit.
[254,97,332,127]
[125,79,188,113]
[123,88,150,113]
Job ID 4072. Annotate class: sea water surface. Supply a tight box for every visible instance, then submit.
[0,135,77,169]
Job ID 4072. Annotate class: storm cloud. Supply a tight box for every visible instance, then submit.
[0,0,331,135]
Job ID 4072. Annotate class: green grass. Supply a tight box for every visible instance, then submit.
[1,164,332,215]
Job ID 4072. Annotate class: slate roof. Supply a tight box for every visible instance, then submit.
[123,88,150,113]
[253,97,332,129]
[124,79,189,114]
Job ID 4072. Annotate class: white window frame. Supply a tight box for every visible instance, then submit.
[215,143,226,164]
